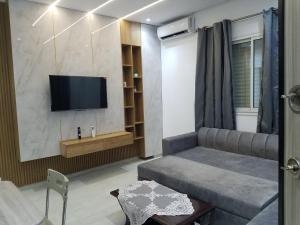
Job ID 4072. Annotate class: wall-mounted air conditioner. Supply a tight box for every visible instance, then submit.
[157,16,195,41]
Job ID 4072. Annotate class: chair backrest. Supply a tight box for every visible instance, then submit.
[45,169,69,225]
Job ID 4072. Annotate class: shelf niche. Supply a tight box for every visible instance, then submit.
[120,20,145,158]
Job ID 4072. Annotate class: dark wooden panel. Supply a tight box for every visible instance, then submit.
[0,2,139,187]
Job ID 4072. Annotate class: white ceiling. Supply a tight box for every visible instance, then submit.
[27,0,230,25]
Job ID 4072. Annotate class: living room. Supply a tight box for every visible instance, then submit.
[0,0,299,225]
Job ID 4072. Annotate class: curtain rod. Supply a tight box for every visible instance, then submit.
[198,8,277,29]
[198,12,263,29]
[232,7,278,23]
[232,12,263,23]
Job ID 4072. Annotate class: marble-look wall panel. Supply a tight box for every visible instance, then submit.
[141,24,163,156]
[53,7,93,75]
[9,0,124,162]
[9,0,59,161]
[91,17,124,135]
[52,7,96,142]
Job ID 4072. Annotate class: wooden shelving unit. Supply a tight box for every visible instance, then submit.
[120,20,146,158]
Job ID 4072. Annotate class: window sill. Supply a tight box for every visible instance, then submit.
[236,111,258,116]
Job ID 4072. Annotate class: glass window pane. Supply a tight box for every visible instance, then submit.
[253,39,263,108]
[232,41,251,108]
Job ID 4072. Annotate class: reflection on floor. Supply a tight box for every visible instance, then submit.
[21,158,156,225]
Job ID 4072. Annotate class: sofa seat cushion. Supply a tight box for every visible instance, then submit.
[138,156,278,220]
[176,147,278,182]
[247,199,278,225]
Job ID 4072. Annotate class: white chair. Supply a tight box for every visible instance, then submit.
[41,169,69,225]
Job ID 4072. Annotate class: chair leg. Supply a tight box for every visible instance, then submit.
[125,216,130,225]
[62,198,68,225]
[45,188,50,218]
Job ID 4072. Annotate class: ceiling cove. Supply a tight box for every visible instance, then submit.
[27,0,230,25]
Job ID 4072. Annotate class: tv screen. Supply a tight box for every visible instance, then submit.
[49,75,108,111]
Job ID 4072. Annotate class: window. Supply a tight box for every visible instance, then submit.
[232,38,263,112]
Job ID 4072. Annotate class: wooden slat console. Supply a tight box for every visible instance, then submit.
[61,131,134,158]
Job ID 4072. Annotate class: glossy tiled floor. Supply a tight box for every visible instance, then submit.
[20,158,155,225]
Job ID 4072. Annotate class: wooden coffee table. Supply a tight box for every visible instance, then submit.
[111,189,214,225]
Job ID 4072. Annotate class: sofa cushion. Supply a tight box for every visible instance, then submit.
[138,156,278,220]
[247,199,278,225]
[176,147,278,181]
[198,127,278,160]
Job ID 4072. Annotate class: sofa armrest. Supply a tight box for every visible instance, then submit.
[162,132,198,156]
[247,199,278,225]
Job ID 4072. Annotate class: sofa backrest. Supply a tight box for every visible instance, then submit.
[198,127,278,161]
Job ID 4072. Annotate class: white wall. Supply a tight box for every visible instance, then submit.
[162,34,198,138]
[236,113,259,132]
[142,24,163,156]
[161,0,278,137]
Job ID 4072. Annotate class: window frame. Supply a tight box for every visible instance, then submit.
[232,35,263,114]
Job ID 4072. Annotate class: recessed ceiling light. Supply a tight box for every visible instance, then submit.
[146,18,151,22]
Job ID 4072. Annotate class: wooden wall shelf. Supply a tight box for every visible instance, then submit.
[60,131,134,158]
[135,137,144,140]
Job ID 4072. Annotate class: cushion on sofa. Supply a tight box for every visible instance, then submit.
[247,199,278,225]
[138,155,278,220]
[176,147,278,181]
[198,127,278,160]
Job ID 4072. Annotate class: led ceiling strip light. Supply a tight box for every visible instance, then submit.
[92,0,165,35]
[32,0,61,27]
[43,0,116,44]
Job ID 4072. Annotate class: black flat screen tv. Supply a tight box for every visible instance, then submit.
[49,75,107,111]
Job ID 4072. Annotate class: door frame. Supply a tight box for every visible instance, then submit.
[278,0,284,225]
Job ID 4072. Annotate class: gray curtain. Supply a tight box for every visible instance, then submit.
[195,20,235,131]
[257,8,279,134]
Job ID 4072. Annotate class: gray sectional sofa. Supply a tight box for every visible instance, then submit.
[138,127,278,225]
